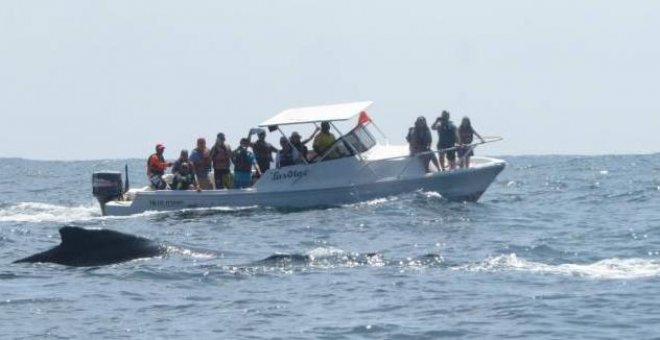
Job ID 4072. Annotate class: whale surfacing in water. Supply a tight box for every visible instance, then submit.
[14,226,166,267]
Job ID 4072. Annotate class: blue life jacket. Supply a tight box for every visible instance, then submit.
[233,148,253,172]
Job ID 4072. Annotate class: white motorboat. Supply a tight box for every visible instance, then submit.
[92,101,505,216]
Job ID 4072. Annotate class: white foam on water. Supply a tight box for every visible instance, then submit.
[306,247,361,268]
[0,202,101,223]
[419,190,443,199]
[342,196,397,208]
[306,246,346,260]
[167,246,216,259]
[457,253,660,280]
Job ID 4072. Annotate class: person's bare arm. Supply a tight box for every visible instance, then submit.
[302,127,320,145]
[473,129,485,143]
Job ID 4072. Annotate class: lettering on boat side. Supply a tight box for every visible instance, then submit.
[270,169,309,181]
[149,200,184,208]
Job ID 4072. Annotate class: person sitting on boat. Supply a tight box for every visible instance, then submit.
[171,149,190,174]
[313,121,339,160]
[190,137,213,190]
[457,116,485,169]
[210,133,233,189]
[276,136,300,168]
[249,129,278,175]
[232,138,261,188]
[432,110,459,171]
[171,162,199,191]
[147,143,172,190]
[406,116,439,172]
[290,128,318,163]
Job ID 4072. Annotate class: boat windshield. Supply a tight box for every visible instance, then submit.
[312,123,377,162]
[341,124,377,153]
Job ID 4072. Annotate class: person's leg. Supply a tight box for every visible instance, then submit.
[457,147,466,168]
[223,171,234,189]
[420,153,431,172]
[198,176,213,190]
[214,171,223,189]
[150,175,167,190]
[465,149,474,168]
[447,150,456,170]
[430,153,440,172]
[234,171,248,189]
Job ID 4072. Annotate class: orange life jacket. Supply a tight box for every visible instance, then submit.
[147,153,168,176]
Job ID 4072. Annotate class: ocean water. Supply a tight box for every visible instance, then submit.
[1,155,660,339]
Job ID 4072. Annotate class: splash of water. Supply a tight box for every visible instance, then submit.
[0,202,100,223]
[457,253,660,279]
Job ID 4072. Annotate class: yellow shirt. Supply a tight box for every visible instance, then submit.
[313,132,337,157]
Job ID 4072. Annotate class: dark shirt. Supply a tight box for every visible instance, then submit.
[407,126,433,154]
[252,140,278,171]
[292,142,308,160]
[277,149,296,167]
[458,125,474,144]
[437,121,457,148]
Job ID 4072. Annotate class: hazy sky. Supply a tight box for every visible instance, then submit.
[2,1,659,160]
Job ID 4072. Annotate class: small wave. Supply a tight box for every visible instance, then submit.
[0,202,100,223]
[252,254,311,267]
[398,254,446,268]
[245,250,446,271]
[165,245,216,260]
[146,205,261,221]
[343,196,398,208]
[457,254,660,279]
[244,248,386,270]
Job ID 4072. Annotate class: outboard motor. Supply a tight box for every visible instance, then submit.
[92,172,124,214]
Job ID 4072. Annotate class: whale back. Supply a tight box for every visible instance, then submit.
[59,226,151,249]
[14,227,166,267]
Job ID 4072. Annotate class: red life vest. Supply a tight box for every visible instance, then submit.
[147,153,168,177]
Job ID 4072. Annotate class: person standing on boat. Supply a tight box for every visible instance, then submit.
[190,137,213,190]
[313,121,339,160]
[457,117,485,169]
[147,144,172,190]
[232,138,261,188]
[276,136,299,168]
[432,111,459,170]
[249,130,278,175]
[290,128,318,163]
[210,133,233,189]
[406,116,439,172]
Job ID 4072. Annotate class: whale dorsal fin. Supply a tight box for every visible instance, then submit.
[58,227,145,249]
[59,226,93,245]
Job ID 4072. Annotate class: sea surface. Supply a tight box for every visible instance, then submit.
[1,155,660,339]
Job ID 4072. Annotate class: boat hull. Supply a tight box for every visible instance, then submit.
[103,158,505,216]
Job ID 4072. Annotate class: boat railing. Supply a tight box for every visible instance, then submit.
[399,136,503,177]
[356,136,503,180]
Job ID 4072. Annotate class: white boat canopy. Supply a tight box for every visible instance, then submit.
[259,101,373,127]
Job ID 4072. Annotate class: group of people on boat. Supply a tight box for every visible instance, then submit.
[146,111,484,191]
[146,123,339,191]
[407,111,484,172]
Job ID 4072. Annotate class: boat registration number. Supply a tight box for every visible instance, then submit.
[149,200,184,208]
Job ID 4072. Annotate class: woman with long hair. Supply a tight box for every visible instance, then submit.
[457,117,485,168]
[406,116,440,172]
